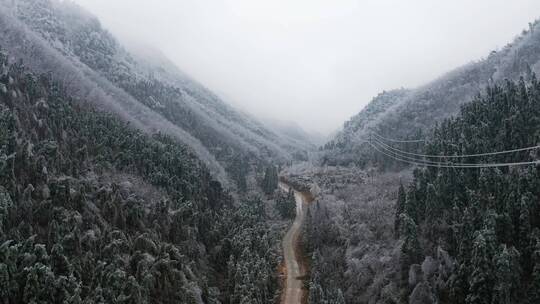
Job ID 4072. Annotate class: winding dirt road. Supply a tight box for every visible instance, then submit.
[279,182,312,304]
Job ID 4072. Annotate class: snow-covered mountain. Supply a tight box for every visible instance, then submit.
[324,20,540,166]
[0,0,311,184]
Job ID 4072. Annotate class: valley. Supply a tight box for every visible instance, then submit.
[1,1,540,304]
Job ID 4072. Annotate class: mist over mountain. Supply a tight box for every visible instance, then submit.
[73,0,540,135]
[261,118,326,146]
[1,1,539,304]
[323,20,540,167]
[0,0,311,186]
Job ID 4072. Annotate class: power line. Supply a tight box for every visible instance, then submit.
[369,141,540,168]
[371,139,457,166]
[371,132,425,143]
[371,140,495,167]
[372,135,540,159]
[369,142,461,168]
[371,141,540,168]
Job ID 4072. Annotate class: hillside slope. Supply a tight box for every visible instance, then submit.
[0,0,312,185]
[393,79,540,303]
[0,41,286,303]
[324,20,540,166]
[299,77,540,304]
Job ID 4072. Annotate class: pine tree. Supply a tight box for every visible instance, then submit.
[334,288,346,304]
[0,263,11,301]
[424,183,439,241]
[449,261,471,304]
[229,155,248,192]
[466,230,496,304]
[0,187,13,234]
[276,189,296,219]
[492,245,521,304]
[261,165,278,195]
[528,235,540,303]
[399,214,422,288]
[394,182,406,238]
[405,188,419,225]
[308,280,325,304]
[519,193,534,270]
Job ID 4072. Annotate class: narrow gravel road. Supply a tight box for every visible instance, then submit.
[279,182,309,304]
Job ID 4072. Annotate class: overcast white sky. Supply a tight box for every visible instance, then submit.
[74,0,540,134]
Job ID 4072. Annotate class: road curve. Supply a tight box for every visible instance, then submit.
[279,182,310,304]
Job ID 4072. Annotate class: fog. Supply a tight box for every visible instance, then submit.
[73,0,540,134]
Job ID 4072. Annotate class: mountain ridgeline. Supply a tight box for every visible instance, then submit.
[324,20,540,167]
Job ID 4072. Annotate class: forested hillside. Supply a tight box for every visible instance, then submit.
[3,1,539,304]
[394,78,540,303]
[0,49,284,303]
[324,20,540,167]
[0,0,312,186]
[302,78,540,304]
[322,89,410,166]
